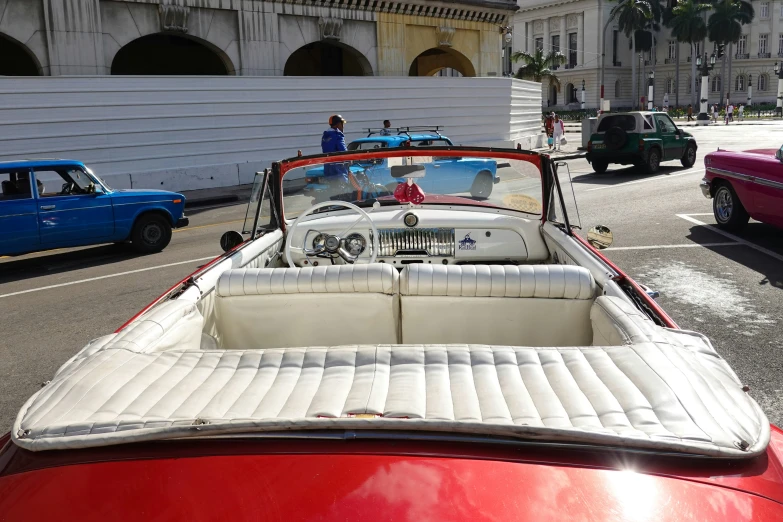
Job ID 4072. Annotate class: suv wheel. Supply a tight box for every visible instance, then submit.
[592,160,609,174]
[681,143,697,168]
[713,182,749,231]
[643,148,661,174]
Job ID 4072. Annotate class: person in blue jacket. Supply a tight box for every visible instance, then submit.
[319,114,363,201]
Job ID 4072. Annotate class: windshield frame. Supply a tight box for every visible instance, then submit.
[269,147,556,233]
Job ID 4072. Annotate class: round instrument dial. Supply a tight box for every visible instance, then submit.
[403,213,418,227]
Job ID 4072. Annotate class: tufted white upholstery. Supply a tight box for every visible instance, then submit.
[399,264,597,346]
[215,265,400,349]
[14,342,768,456]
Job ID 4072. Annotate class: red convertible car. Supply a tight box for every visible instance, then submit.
[1,147,782,521]
[702,146,783,230]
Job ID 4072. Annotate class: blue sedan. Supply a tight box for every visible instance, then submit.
[0,160,189,256]
[304,133,498,199]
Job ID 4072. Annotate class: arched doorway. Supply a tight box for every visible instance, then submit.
[111,34,232,75]
[0,34,41,76]
[549,84,558,106]
[408,48,476,77]
[284,41,372,76]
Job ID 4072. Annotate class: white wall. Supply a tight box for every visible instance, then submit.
[0,76,542,191]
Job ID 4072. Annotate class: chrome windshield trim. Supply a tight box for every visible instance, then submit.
[38,205,113,213]
[113,199,175,207]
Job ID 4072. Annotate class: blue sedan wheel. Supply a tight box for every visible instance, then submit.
[470,171,494,199]
[131,214,173,254]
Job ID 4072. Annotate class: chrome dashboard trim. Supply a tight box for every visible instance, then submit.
[376,228,455,257]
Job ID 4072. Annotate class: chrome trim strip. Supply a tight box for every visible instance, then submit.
[39,205,113,213]
[708,167,783,190]
[112,199,176,207]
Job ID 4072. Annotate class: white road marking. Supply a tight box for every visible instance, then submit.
[686,213,714,216]
[676,213,783,263]
[586,168,705,192]
[605,242,740,251]
[0,256,216,299]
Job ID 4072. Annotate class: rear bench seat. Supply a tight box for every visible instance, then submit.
[214,264,596,349]
[400,264,596,346]
[215,265,400,349]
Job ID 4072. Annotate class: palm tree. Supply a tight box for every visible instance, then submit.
[708,0,754,106]
[667,0,710,107]
[511,48,566,103]
[610,0,655,108]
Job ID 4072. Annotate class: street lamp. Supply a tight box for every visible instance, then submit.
[648,71,655,110]
[774,61,783,116]
[581,79,586,110]
[747,74,753,107]
[696,52,717,124]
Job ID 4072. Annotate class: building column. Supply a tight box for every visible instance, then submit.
[43,0,106,75]
[543,18,550,53]
[560,16,567,58]
[577,13,584,66]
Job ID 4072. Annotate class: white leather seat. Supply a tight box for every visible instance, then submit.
[400,264,596,346]
[215,265,400,349]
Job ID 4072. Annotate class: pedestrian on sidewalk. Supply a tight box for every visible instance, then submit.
[687,104,694,121]
[544,112,555,150]
[552,114,565,152]
[738,104,744,121]
[727,103,734,123]
[712,104,718,123]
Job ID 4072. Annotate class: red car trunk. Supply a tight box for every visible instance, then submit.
[2,428,783,521]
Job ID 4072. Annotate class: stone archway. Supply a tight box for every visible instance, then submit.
[284,41,372,76]
[111,33,234,75]
[408,48,476,77]
[0,33,42,76]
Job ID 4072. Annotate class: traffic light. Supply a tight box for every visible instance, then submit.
[717,44,725,58]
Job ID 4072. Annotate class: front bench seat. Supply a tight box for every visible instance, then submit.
[215,264,400,349]
[400,264,597,346]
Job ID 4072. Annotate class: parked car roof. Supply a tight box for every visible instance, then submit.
[0,159,86,170]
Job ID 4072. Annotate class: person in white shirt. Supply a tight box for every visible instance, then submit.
[552,114,565,151]
[727,104,734,123]
[712,105,718,123]
[379,120,392,136]
[738,104,744,121]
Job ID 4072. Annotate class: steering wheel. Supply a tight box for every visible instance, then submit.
[285,200,379,268]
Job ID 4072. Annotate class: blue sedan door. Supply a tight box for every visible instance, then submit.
[0,169,39,255]
[35,167,114,247]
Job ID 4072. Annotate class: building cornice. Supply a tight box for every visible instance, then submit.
[275,0,517,23]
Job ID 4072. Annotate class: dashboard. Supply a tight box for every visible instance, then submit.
[286,206,550,267]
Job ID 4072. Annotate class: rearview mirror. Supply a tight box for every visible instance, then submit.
[776,146,783,162]
[220,230,244,252]
[391,165,426,178]
[587,225,613,249]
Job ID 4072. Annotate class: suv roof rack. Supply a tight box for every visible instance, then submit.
[365,126,444,138]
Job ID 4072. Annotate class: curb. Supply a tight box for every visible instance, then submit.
[185,194,240,208]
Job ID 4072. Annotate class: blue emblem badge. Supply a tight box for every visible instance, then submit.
[458,233,477,250]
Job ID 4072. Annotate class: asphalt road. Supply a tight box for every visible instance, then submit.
[1,122,782,433]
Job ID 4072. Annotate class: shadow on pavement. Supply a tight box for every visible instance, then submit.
[0,243,149,285]
[571,165,689,186]
[685,223,783,289]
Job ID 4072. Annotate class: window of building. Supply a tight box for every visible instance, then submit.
[711,75,721,93]
[551,35,560,54]
[612,30,619,65]
[665,78,674,94]
[761,1,769,18]
[568,32,577,67]
[668,40,676,60]
[567,83,578,104]
[535,37,543,51]
[779,34,783,56]
[760,34,769,55]
[615,79,621,98]
[686,77,702,95]
[736,35,747,56]
[759,73,769,91]
[735,74,746,91]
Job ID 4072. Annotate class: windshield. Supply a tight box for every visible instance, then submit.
[596,115,636,132]
[86,167,112,191]
[281,150,544,221]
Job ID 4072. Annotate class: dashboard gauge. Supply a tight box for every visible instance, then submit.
[311,233,326,253]
[342,233,367,257]
[403,212,418,227]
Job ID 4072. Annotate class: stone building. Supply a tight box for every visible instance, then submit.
[0,0,517,78]
[511,0,781,109]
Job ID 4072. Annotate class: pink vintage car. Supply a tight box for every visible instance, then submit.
[702,147,783,230]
